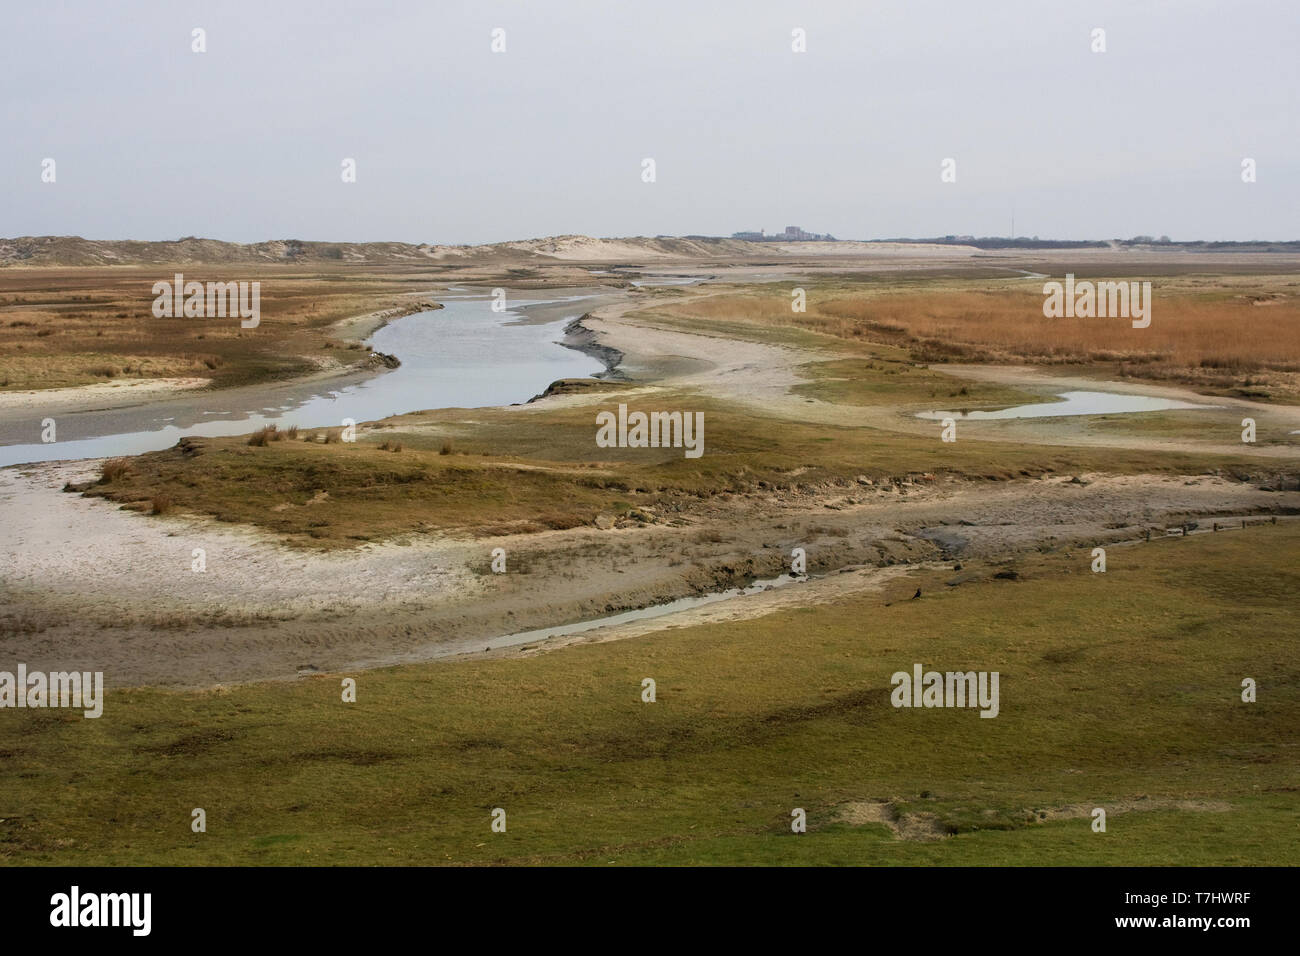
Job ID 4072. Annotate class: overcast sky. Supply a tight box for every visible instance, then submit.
[4,0,1296,244]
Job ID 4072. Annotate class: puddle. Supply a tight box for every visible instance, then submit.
[630,276,707,287]
[916,389,1222,420]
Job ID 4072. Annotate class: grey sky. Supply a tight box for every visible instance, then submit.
[4,0,1297,244]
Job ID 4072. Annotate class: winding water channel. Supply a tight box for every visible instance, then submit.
[0,292,605,467]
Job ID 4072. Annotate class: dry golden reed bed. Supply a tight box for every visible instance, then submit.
[673,274,1300,399]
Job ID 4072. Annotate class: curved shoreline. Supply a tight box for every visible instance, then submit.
[0,296,442,442]
[328,296,443,343]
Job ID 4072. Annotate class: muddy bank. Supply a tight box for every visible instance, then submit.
[328,298,442,342]
[559,315,625,379]
[3,462,1297,689]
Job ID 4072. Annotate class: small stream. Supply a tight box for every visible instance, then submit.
[347,572,810,668]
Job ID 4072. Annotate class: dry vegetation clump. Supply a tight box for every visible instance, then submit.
[248,425,282,446]
[99,458,131,482]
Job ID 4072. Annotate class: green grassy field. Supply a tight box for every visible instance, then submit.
[3,524,1295,865]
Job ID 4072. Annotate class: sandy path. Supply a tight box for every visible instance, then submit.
[0,377,213,413]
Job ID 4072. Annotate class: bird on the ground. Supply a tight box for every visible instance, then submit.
[911,588,922,600]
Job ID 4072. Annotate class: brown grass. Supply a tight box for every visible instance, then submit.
[819,289,1300,373]
[0,266,442,391]
[665,275,1300,401]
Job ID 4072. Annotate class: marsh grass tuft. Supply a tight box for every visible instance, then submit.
[248,425,278,447]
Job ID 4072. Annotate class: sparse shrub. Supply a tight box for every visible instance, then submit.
[150,494,173,515]
[324,429,341,444]
[285,425,299,439]
[440,440,453,455]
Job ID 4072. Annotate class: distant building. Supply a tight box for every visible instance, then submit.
[731,225,836,242]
